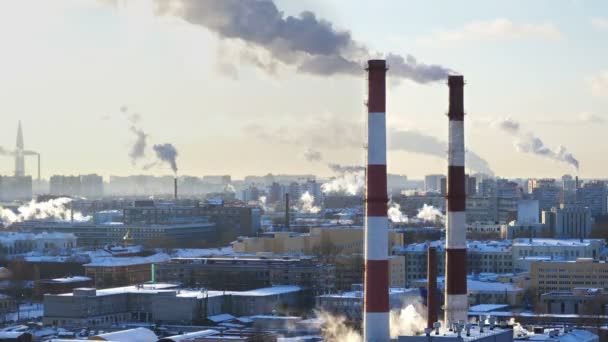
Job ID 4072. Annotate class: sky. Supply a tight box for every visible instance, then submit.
[0,0,606,180]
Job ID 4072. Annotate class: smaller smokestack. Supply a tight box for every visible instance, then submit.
[427,246,438,329]
[285,193,290,229]
[174,177,178,200]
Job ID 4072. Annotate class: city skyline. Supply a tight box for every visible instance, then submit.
[0,0,606,179]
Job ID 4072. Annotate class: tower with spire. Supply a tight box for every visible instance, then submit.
[14,121,25,177]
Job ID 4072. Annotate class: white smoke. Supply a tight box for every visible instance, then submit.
[299,191,321,214]
[416,204,445,223]
[258,195,271,212]
[225,184,236,193]
[388,203,409,223]
[316,310,362,342]
[390,129,494,176]
[389,301,428,338]
[317,299,428,341]
[0,198,90,226]
[494,117,579,170]
[321,171,364,195]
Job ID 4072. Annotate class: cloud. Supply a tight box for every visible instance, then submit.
[419,18,563,44]
[587,71,608,97]
[591,18,608,30]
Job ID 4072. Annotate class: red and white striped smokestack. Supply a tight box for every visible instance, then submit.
[364,59,389,342]
[444,75,468,326]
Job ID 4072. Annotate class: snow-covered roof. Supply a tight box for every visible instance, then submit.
[393,240,512,253]
[171,246,234,258]
[161,330,219,341]
[91,327,157,342]
[513,238,603,247]
[84,253,170,267]
[318,287,420,299]
[47,276,91,283]
[207,313,236,323]
[419,276,522,293]
[469,304,509,312]
[0,231,76,243]
[230,285,302,297]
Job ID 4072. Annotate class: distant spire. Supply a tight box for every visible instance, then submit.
[16,120,23,149]
[14,121,25,177]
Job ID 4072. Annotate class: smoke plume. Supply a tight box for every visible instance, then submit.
[327,164,365,173]
[121,106,149,165]
[152,0,451,83]
[0,198,90,226]
[299,191,321,214]
[321,171,364,195]
[152,143,179,174]
[304,148,322,162]
[388,202,409,223]
[23,150,39,156]
[389,130,494,176]
[494,118,579,170]
[416,204,445,223]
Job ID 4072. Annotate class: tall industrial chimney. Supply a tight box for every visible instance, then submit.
[444,75,468,326]
[427,246,438,329]
[174,177,178,200]
[363,59,389,341]
[285,193,290,229]
[37,153,41,182]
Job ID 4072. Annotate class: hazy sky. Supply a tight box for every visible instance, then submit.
[0,0,606,180]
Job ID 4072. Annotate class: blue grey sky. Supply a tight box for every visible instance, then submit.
[0,0,606,179]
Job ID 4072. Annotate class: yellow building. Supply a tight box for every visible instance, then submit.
[231,227,405,290]
[232,227,403,255]
[531,258,608,294]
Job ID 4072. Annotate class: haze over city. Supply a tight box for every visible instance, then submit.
[0,1,607,342]
[0,0,606,179]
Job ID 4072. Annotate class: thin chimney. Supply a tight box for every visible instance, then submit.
[174,177,178,200]
[444,75,468,325]
[363,59,390,341]
[285,193,290,229]
[427,246,438,329]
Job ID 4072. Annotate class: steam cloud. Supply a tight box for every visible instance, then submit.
[0,198,90,226]
[495,118,579,170]
[390,130,494,176]
[152,143,179,174]
[299,191,321,214]
[152,0,451,83]
[121,106,148,165]
[388,202,445,224]
[304,148,322,162]
[321,171,364,195]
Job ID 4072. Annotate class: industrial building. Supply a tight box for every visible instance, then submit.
[43,283,304,328]
[531,258,608,294]
[154,255,335,295]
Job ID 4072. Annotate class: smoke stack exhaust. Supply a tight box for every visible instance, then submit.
[427,246,438,329]
[285,193,290,229]
[444,75,468,325]
[174,177,178,200]
[363,59,389,341]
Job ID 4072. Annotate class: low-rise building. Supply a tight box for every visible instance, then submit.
[316,286,422,322]
[155,255,335,295]
[531,258,608,294]
[412,274,524,306]
[0,232,76,255]
[43,283,303,328]
[540,287,608,315]
[34,276,93,297]
[84,253,170,288]
[513,238,603,273]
